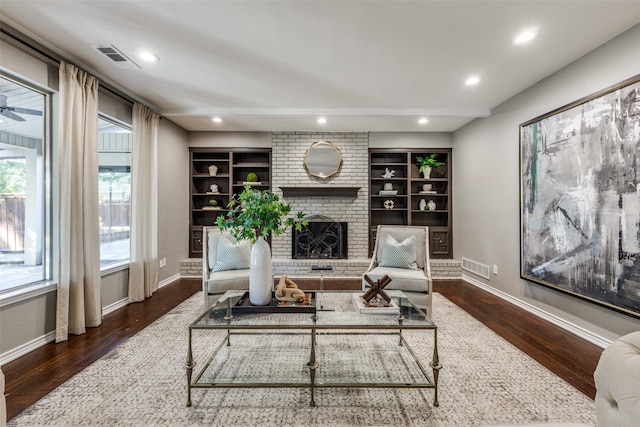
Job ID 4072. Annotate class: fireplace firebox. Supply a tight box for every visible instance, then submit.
[292,216,347,259]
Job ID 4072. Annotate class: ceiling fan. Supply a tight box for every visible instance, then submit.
[0,94,43,121]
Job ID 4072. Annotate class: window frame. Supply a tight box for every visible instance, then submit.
[0,72,53,299]
[97,113,132,271]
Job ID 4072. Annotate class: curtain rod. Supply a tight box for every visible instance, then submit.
[1,23,140,107]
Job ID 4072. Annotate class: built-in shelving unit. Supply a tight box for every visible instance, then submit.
[369,148,452,258]
[189,148,271,257]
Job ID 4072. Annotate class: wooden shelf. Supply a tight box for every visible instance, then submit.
[369,149,452,258]
[189,148,271,257]
[280,186,360,198]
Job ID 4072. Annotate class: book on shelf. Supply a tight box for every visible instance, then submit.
[378,190,398,196]
[205,191,220,194]
[202,206,222,210]
[419,190,437,194]
[351,293,399,314]
[241,181,263,185]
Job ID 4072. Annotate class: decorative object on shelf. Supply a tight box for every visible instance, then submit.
[420,183,436,194]
[383,182,393,191]
[216,185,307,305]
[382,168,395,178]
[304,140,343,178]
[416,154,444,179]
[419,199,427,211]
[362,274,392,303]
[209,184,219,193]
[275,274,305,302]
[427,200,436,211]
[383,199,394,210]
[379,190,398,196]
[246,172,258,182]
[208,164,218,176]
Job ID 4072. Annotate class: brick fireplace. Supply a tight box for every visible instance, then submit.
[271,131,370,277]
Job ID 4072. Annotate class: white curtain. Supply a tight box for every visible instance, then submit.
[128,103,159,301]
[56,62,101,343]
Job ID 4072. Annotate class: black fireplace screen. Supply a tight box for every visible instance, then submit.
[292,216,347,259]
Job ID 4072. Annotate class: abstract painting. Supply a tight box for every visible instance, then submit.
[520,75,640,317]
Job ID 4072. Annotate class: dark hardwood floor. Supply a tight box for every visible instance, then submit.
[3,278,603,421]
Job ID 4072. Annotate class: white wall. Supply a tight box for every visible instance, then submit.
[453,24,640,343]
[158,119,190,282]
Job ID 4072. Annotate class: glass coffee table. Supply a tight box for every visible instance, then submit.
[186,290,441,408]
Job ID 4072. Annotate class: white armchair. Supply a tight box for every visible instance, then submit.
[362,225,433,316]
[202,227,251,307]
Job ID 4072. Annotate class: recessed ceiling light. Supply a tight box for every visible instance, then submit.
[212,117,222,123]
[139,51,159,62]
[317,117,327,124]
[514,31,537,44]
[418,118,428,125]
[465,76,480,86]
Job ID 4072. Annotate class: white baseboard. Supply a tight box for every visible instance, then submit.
[0,331,55,366]
[102,298,129,316]
[462,274,611,349]
[159,273,181,288]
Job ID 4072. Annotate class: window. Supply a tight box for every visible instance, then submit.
[0,75,48,292]
[98,116,131,267]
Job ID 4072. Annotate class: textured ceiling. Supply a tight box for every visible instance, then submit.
[1,1,639,132]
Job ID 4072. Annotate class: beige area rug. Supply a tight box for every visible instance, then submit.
[8,293,597,426]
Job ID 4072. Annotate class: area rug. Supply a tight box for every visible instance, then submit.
[8,293,597,426]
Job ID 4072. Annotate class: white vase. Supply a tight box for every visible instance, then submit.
[249,236,272,305]
[419,199,427,211]
[422,166,432,179]
[208,164,218,176]
[427,200,437,211]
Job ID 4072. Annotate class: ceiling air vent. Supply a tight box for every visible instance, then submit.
[93,44,140,69]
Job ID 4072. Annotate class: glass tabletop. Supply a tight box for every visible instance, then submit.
[190,290,436,330]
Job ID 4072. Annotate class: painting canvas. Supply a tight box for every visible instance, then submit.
[520,75,640,317]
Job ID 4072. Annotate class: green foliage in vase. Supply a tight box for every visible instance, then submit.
[216,185,307,243]
[415,154,444,173]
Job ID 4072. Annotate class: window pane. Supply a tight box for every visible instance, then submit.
[98,117,131,266]
[0,76,46,292]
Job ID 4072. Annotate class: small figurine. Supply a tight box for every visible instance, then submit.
[382,168,395,178]
[362,274,392,303]
[275,275,306,302]
[209,184,219,193]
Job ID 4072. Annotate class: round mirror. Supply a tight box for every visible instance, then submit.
[304,141,343,178]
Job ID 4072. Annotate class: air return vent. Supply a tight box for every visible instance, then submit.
[461,257,490,280]
[93,45,140,69]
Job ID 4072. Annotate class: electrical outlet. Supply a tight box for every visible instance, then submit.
[492,264,498,275]
[160,258,167,268]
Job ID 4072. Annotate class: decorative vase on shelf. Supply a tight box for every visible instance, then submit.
[422,166,432,179]
[419,199,427,211]
[208,164,218,176]
[249,236,272,305]
[427,200,436,211]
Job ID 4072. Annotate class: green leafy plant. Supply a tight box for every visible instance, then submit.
[415,154,444,173]
[216,185,307,243]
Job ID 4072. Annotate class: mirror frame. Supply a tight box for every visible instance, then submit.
[303,140,343,179]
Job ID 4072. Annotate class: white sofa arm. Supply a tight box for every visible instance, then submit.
[594,331,640,427]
